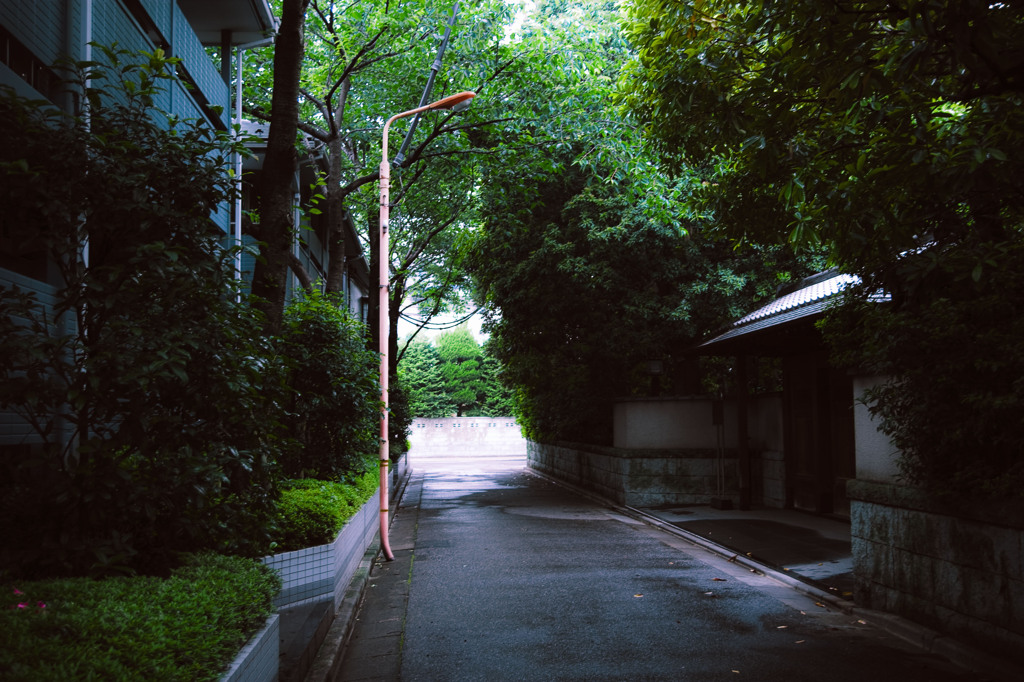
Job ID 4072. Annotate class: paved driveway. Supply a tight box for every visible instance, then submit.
[338,451,988,681]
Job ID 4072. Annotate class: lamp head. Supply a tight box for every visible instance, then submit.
[428,91,476,112]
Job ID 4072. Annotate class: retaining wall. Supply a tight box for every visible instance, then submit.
[849,480,1024,664]
[527,441,740,507]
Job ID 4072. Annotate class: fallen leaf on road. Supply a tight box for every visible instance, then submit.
[704,591,715,596]
[634,594,644,598]
[728,555,737,562]
[712,577,727,582]
[795,640,805,644]
[857,619,867,625]
[776,625,788,629]
[814,602,826,608]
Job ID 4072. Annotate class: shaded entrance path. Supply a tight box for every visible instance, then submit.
[335,451,980,681]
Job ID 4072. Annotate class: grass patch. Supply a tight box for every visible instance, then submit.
[0,553,280,682]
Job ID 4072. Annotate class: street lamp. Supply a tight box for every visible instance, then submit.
[377,90,475,561]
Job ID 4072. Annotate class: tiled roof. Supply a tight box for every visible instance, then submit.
[698,272,860,349]
[733,273,859,326]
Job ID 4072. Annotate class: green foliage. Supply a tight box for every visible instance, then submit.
[469,150,815,443]
[0,49,286,577]
[0,553,280,682]
[620,1,1024,272]
[387,378,415,456]
[272,471,379,552]
[278,289,381,479]
[399,332,515,418]
[435,327,485,416]
[823,238,1024,498]
[401,340,454,417]
[479,343,517,417]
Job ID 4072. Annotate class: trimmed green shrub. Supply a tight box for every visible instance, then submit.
[278,290,381,480]
[272,471,379,552]
[0,553,281,682]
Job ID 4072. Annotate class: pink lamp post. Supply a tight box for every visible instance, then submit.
[377,90,476,561]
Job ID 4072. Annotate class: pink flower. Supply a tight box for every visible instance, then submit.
[16,603,28,609]
[37,601,46,610]
[13,588,24,595]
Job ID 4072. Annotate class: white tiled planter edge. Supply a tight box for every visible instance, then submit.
[220,613,280,682]
[222,457,409,682]
[260,488,381,610]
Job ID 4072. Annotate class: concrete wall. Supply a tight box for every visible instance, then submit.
[527,441,740,507]
[852,375,901,483]
[849,480,1024,664]
[613,397,737,449]
[408,417,526,457]
[601,394,785,508]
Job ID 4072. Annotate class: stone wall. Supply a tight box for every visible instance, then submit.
[527,441,740,507]
[849,480,1024,664]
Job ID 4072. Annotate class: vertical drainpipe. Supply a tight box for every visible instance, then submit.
[233,36,276,294]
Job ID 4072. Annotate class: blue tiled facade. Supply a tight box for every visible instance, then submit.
[0,0,275,450]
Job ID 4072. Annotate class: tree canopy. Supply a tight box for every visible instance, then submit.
[619,0,1024,277]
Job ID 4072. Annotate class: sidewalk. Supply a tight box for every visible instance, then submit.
[316,462,999,681]
[631,502,854,598]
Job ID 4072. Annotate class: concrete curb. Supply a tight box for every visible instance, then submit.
[526,467,1020,682]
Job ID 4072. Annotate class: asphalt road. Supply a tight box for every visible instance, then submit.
[341,451,990,681]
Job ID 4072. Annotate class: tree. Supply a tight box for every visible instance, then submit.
[464,0,819,443]
[400,339,453,418]
[435,326,485,416]
[277,290,381,479]
[0,50,285,577]
[242,0,514,348]
[620,0,1024,495]
[619,0,1024,276]
[469,144,816,442]
[479,342,516,417]
[249,0,312,334]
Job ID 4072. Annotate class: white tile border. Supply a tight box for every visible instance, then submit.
[220,613,280,682]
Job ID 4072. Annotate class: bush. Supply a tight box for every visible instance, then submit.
[0,553,281,681]
[277,289,381,479]
[272,471,379,552]
[0,48,287,577]
[824,237,1024,498]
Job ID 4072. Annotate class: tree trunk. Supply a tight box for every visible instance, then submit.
[324,79,351,297]
[323,133,347,295]
[250,0,310,335]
